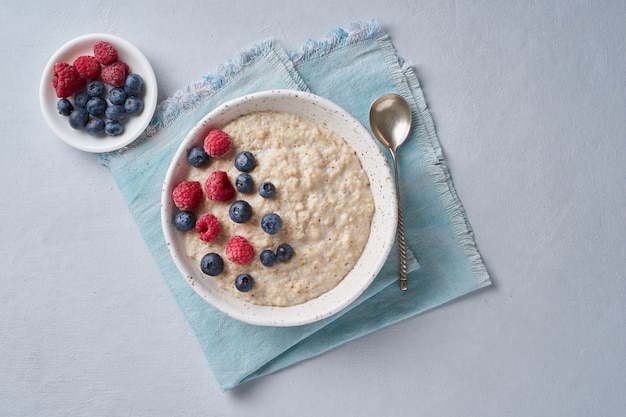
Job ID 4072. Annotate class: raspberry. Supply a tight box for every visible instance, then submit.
[100,61,130,87]
[93,40,118,65]
[225,235,254,265]
[195,213,220,242]
[52,62,86,98]
[172,181,203,211]
[204,130,232,157]
[204,171,235,202]
[73,55,101,80]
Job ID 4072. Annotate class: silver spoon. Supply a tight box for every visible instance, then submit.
[369,94,412,291]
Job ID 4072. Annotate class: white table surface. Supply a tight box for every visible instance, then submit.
[2,1,624,415]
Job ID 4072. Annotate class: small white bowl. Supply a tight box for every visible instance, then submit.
[39,33,158,153]
[161,90,397,327]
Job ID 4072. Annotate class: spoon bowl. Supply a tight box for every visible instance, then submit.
[369,94,412,152]
[369,93,412,290]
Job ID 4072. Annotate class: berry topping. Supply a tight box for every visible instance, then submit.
[104,120,123,136]
[204,171,235,202]
[225,235,254,265]
[124,96,144,114]
[86,97,106,116]
[174,211,196,232]
[258,181,276,198]
[195,213,221,242]
[172,180,203,211]
[73,91,90,108]
[203,130,232,158]
[235,273,255,292]
[85,118,104,136]
[234,151,256,172]
[68,108,89,129]
[56,99,73,116]
[260,249,277,267]
[100,61,130,87]
[229,200,252,223]
[105,104,127,121]
[276,243,294,262]
[200,253,224,276]
[93,40,118,65]
[187,147,209,168]
[108,87,127,105]
[86,80,104,97]
[235,173,253,193]
[124,74,143,96]
[261,213,282,235]
[73,55,101,80]
[52,62,86,98]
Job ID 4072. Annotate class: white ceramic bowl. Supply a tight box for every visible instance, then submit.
[39,33,158,153]
[161,90,396,326]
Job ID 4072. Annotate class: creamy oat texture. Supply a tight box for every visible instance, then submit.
[182,111,375,307]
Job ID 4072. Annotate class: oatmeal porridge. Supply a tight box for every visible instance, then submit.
[177,111,375,307]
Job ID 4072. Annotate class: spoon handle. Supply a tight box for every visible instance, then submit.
[397,197,408,290]
[391,152,408,290]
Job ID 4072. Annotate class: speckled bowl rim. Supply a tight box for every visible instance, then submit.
[161,90,397,327]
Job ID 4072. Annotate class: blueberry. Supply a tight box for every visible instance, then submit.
[124,96,144,114]
[260,249,277,267]
[235,173,253,193]
[124,74,143,96]
[85,117,105,136]
[86,80,104,97]
[104,120,124,136]
[261,213,282,235]
[74,92,90,108]
[187,146,209,167]
[105,104,127,121]
[201,253,224,276]
[276,243,294,262]
[234,151,256,172]
[229,200,252,223]
[108,87,127,105]
[68,108,89,129]
[174,211,196,231]
[258,181,276,198]
[56,98,73,116]
[86,97,106,116]
[235,273,254,292]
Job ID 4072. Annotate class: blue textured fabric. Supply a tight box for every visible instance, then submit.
[99,20,490,391]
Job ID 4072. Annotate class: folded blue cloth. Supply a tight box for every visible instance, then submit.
[99,20,490,391]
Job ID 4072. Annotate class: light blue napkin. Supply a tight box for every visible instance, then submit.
[99,20,490,391]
